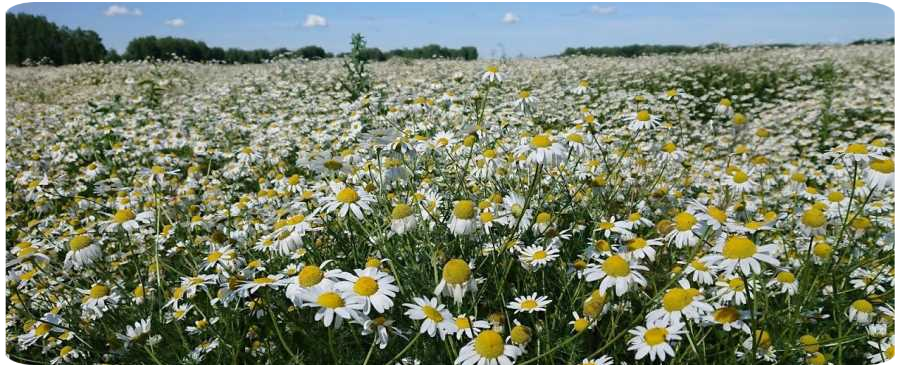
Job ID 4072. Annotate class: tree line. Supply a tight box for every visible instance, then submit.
[7,13,107,65]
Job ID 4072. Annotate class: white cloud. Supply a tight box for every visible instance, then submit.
[502,12,519,24]
[590,5,617,15]
[104,5,142,17]
[164,18,186,28]
[303,14,328,28]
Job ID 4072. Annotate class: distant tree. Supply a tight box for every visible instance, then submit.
[6,13,107,65]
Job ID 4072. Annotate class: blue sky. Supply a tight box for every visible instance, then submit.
[8,2,895,57]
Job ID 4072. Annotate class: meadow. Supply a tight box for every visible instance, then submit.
[5,44,895,364]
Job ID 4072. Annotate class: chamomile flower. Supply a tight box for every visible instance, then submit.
[403,296,457,339]
[335,267,399,314]
[389,203,418,235]
[518,244,559,269]
[867,335,895,363]
[453,314,492,340]
[449,200,479,236]
[63,233,102,270]
[580,356,614,365]
[865,157,894,190]
[767,270,799,295]
[624,110,661,130]
[434,258,479,304]
[515,133,566,166]
[300,279,364,328]
[702,235,779,275]
[320,182,376,220]
[848,299,876,324]
[481,65,502,83]
[454,330,521,365]
[116,318,151,349]
[237,274,283,297]
[665,211,700,248]
[627,319,685,362]
[507,293,552,314]
[584,254,648,296]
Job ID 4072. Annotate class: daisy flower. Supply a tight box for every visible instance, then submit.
[80,283,121,319]
[865,157,894,190]
[665,211,700,248]
[867,335,895,363]
[454,330,521,365]
[624,110,661,130]
[622,236,661,261]
[403,296,457,339]
[335,267,399,314]
[116,318,151,349]
[627,319,685,362]
[518,244,560,269]
[684,258,715,285]
[319,182,376,220]
[449,200,479,236]
[237,274,283,297]
[705,305,750,333]
[767,270,799,295]
[481,65,502,83]
[507,293,552,314]
[102,208,153,233]
[848,299,876,324]
[702,235,779,275]
[300,279,364,328]
[515,133,566,166]
[359,315,404,350]
[389,203,418,235]
[434,258,479,304]
[64,233,102,270]
[584,254,648,296]
[580,356,614,365]
[646,283,713,324]
[453,314,492,340]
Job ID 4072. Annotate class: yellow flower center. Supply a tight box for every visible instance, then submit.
[336,187,360,204]
[391,204,414,220]
[531,134,552,148]
[69,235,91,251]
[113,209,136,224]
[627,237,647,251]
[298,265,324,287]
[728,278,745,291]
[602,255,630,277]
[732,170,749,184]
[800,335,819,353]
[89,284,109,299]
[60,346,74,357]
[254,277,274,284]
[846,143,868,155]
[813,242,833,258]
[662,142,677,153]
[722,236,757,259]
[479,211,494,223]
[453,200,476,219]
[673,211,697,231]
[532,250,548,260]
[869,159,894,173]
[518,90,530,99]
[510,325,531,344]
[690,259,708,271]
[324,160,343,171]
[353,276,379,296]
[473,330,505,358]
[732,113,747,125]
[207,251,223,262]
[801,209,827,228]
[287,175,300,185]
[754,330,772,348]
[536,212,552,224]
[713,307,739,324]
[884,345,900,363]
[520,299,539,310]
[644,327,667,346]
[662,288,693,312]
[486,66,498,73]
[851,299,873,313]
[317,292,344,309]
[776,271,796,283]
[636,110,651,122]
[827,191,844,202]
[455,317,472,329]
[719,98,732,107]
[422,306,444,322]
[573,318,589,332]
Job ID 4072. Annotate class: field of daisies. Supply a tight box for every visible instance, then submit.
[5,44,895,365]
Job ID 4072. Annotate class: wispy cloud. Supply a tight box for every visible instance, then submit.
[164,18,186,28]
[303,14,328,28]
[590,5,617,15]
[502,12,520,24]
[104,5,142,17]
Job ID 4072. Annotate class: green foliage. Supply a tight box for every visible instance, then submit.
[340,33,373,101]
[6,13,107,65]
